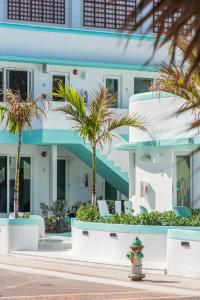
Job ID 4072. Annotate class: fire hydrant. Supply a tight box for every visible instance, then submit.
[127,237,145,281]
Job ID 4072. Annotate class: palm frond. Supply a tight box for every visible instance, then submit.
[113,0,200,77]
[52,83,85,114]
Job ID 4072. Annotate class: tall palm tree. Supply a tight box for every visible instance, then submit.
[114,0,199,77]
[0,90,50,218]
[53,84,146,206]
[151,39,200,129]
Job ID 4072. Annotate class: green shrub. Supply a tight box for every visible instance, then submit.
[76,204,100,222]
[76,205,200,227]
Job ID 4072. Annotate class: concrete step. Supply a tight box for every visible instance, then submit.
[38,238,72,251]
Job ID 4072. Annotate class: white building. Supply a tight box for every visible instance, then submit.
[0,0,170,215]
[117,92,200,211]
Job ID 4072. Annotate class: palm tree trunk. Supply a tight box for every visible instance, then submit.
[14,129,22,218]
[92,144,97,206]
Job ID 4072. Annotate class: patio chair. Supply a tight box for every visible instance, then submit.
[97,200,112,217]
[115,200,122,215]
[173,206,192,218]
[139,205,149,213]
[124,201,133,215]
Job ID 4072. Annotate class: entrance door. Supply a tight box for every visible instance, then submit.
[10,157,31,213]
[0,157,7,213]
[176,155,191,207]
[57,159,66,200]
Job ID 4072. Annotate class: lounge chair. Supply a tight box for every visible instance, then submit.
[139,205,149,213]
[173,206,192,218]
[97,200,112,217]
[124,201,133,214]
[115,200,122,215]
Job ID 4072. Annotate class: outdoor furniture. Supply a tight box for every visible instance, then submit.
[115,200,122,215]
[97,200,112,217]
[139,205,148,213]
[173,206,192,218]
[124,201,133,214]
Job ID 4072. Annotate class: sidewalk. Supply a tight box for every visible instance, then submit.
[0,256,199,299]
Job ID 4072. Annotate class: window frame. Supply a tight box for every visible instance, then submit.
[50,72,70,101]
[0,68,33,102]
[83,0,137,30]
[104,75,122,108]
[7,0,66,25]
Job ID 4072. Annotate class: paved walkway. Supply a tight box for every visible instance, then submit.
[0,256,199,299]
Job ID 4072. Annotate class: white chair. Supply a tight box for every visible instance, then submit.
[97,200,111,217]
[115,200,122,215]
[124,201,133,214]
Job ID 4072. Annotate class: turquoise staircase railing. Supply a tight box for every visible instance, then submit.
[65,143,129,197]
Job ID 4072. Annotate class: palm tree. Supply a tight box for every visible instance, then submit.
[53,84,146,206]
[151,39,200,129]
[0,90,50,218]
[114,0,199,77]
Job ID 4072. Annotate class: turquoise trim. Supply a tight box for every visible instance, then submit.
[0,22,156,41]
[72,219,200,234]
[0,54,156,72]
[47,232,71,237]
[168,229,200,242]
[0,129,82,145]
[0,218,39,226]
[130,92,174,102]
[116,137,197,151]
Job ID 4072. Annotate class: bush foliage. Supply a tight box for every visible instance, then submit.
[76,204,200,226]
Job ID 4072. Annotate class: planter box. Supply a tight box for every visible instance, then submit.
[0,218,39,255]
[72,220,200,269]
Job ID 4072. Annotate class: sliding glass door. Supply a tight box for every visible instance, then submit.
[10,157,31,213]
[0,157,7,213]
[0,156,31,214]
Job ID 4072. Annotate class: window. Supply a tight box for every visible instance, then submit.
[153,0,190,36]
[52,74,66,101]
[10,157,31,213]
[106,77,119,108]
[83,0,136,30]
[6,69,32,101]
[134,77,153,94]
[8,0,65,24]
[176,155,191,207]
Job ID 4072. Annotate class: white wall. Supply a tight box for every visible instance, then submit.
[130,96,198,143]
[0,26,169,67]
[133,148,173,211]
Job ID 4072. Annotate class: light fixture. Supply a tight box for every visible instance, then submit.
[141,154,151,162]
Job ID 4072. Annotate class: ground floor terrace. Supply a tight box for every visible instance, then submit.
[0,132,128,216]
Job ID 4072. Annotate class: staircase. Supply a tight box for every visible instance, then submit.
[65,143,129,197]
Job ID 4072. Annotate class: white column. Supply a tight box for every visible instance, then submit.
[70,0,82,29]
[51,145,57,203]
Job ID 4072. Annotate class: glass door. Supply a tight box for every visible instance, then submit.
[176,155,191,207]
[57,159,66,200]
[0,157,8,213]
[10,157,31,213]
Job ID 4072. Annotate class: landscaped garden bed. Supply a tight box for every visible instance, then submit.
[76,204,200,227]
